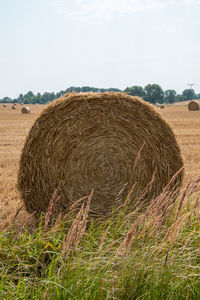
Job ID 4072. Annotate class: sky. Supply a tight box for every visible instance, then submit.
[0,0,200,98]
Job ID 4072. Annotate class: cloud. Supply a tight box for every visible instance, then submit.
[155,24,182,33]
[183,0,200,4]
[53,0,166,19]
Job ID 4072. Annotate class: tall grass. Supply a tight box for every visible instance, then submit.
[1,178,200,299]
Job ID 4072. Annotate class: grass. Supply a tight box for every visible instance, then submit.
[1,179,200,299]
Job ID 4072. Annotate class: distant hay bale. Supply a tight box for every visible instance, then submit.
[160,104,165,109]
[12,105,16,110]
[3,103,7,107]
[188,100,200,111]
[21,106,31,114]
[18,92,184,217]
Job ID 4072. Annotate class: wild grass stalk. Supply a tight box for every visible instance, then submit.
[44,189,61,230]
[1,179,200,299]
[62,189,93,259]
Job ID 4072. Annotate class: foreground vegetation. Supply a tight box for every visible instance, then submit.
[1,178,200,300]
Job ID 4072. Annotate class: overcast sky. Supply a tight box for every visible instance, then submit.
[0,0,200,98]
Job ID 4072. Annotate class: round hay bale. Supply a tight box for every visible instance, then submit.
[160,104,165,109]
[188,100,200,111]
[21,106,31,114]
[12,105,16,110]
[18,92,184,217]
[3,103,7,107]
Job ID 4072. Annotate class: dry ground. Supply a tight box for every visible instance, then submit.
[0,102,200,230]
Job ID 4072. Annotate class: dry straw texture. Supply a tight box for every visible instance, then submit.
[18,92,183,217]
[188,100,200,111]
[21,106,31,114]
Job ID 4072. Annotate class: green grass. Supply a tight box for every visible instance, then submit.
[1,185,200,299]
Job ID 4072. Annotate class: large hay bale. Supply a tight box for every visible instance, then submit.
[3,103,7,107]
[12,105,16,110]
[18,92,183,217]
[160,104,165,109]
[188,100,200,111]
[21,106,31,114]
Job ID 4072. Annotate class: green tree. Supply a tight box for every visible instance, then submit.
[26,91,34,97]
[42,92,56,104]
[0,97,11,103]
[3,97,11,102]
[164,90,177,104]
[182,89,195,100]
[23,91,35,104]
[176,94,185,102]
[35,93,42,104]
[144,84,164,104]
[107,88,121,92]
[81,86,91,92]
[124,86,146,98]
[56,90,66,98]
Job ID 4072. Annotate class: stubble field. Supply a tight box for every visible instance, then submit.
[0,102,200,231]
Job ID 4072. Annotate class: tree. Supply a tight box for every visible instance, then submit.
[176,94,185,102]
[0,96,11,103]
[81,86,91,93]
[3,97,11,102]
[124,86,146,98]
[144,84,164,104]
[182,89,195,100]
[35,93,42,104]
[26,91,34,97]
[56,90,66,98]
[23,91,34,104]
[17,93,24,103]
[164,90,177,104]
[42,92,56,103]
[107,88,121,92]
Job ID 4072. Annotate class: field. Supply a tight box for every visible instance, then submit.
[0,104,45,230]
[1,102,200,299]
[1,102,200,231]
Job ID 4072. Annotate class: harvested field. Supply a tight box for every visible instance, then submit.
[0,103,200,230]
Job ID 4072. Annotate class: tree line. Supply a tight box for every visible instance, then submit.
[0,84,199,105]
